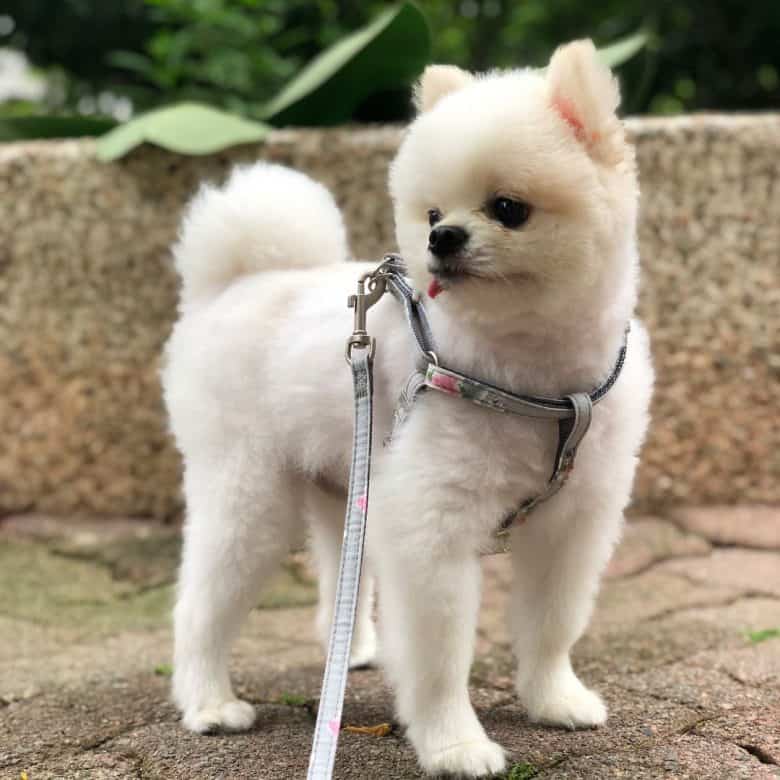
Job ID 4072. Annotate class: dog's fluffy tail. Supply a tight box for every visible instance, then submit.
[173,163,349,307]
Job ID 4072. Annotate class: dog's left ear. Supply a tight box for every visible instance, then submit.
[546,39,625,164]
[413,65,474,113]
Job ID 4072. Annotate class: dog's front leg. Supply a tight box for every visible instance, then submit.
[508,493,623,728]
[372,503,506,777]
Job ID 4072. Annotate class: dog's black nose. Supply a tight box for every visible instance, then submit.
[428,225,468,258]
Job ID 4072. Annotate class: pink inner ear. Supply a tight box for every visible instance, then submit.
[552,94,586,139]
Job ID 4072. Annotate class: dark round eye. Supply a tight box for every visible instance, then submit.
[489,197,531,229]
[427,208,442,227]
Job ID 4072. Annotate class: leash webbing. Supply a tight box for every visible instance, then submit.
[306,347,373,780]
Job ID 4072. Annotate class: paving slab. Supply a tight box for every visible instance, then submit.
[618,660,778,712]
[591,567,745,629]
[688,636,780,689]
[694,703,780,765]
[668,505,780,550]
[539,737,780,779]
[605,516,712,578]
[658,548,780,598]
[1,507,779,779]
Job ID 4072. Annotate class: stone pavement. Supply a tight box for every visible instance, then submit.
[1,508,778,779]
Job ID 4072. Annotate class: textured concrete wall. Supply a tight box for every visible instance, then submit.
[0,115,777,519]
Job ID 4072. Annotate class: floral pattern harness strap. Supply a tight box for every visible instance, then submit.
[377,254,629,544]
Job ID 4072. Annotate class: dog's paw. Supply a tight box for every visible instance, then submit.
[420,739,506,777]
[522,676,606,729]
[182,699,257,733]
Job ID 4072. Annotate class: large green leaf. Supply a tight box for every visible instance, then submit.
[597,32,647,69]
[0,115,116,142]
[95,102,271,161]
[262,1,430,126]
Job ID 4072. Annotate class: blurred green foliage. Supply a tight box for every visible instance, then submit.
[106,0,325,118]
[2,0,779,120]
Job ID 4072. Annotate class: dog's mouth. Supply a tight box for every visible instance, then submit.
[428,262,538,299]
[426,261,480,299]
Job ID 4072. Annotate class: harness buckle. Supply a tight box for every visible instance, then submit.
[345,266,389,364]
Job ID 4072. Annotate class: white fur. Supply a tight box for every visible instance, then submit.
[413,64,474,112]
[546,40,625,165]
[163,40,653,778]
[172,163,349,310]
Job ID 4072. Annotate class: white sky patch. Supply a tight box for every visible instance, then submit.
[0,47,46,102]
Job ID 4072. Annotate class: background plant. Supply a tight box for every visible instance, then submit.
[2,0,778,123]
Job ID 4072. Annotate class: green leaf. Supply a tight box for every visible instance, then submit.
[745,628,780,644]
[153,663,173,677]
[278,692,309,707]
[504,763,538,780]
[95,102,271,160]
[262,1,430,126]
[0,115,117,142]
[107,50,158,81]
[598,32,648,69]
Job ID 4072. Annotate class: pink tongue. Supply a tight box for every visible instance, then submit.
[428,278,443,299]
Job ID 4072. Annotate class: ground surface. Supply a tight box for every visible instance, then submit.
[1,507,778,779]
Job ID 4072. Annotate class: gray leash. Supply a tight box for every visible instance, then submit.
[307,271,381,780]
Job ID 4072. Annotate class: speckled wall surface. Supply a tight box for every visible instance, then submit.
[0,116,777,518]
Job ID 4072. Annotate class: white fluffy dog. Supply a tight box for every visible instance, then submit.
[163,40,653,777]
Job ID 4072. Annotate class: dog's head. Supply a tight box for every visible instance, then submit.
[389,40,638,329]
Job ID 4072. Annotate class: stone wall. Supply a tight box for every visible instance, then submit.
[0,115,777,519]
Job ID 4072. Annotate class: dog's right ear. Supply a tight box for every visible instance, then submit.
[413,65,474,113]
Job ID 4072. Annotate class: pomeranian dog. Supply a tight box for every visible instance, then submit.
[163,40,653,777]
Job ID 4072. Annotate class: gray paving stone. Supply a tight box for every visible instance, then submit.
[669,505,780,550]
[539,737,780,779]
[605,516,711,579]
[658,548,780,598]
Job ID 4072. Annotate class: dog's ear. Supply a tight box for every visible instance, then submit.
[413,65,474,113]
[546,39,625,164]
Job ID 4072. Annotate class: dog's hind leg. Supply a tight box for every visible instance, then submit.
[307,481,378,669]
[173,449,303,733]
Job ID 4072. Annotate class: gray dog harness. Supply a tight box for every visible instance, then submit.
[307,255,628,779]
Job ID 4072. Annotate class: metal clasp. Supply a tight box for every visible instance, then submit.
[345,265,389,364]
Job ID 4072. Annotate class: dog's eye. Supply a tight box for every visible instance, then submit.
[427,208,442,227]
[489,197,531,229]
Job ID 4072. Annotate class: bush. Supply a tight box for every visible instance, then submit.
[2,0,779,119]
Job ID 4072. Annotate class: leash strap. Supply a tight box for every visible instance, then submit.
[307,348,374,780]
[382,254,437,359]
